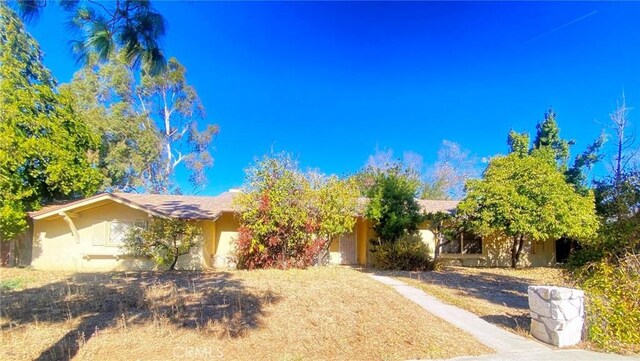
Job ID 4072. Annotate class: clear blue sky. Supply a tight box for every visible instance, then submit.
[25,1,640,195]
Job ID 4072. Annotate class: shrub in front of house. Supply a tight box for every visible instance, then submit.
[234,153,359,270]
[371,234,434,271]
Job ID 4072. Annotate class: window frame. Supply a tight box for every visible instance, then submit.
[106,219,147,247]
[440,231,483,255]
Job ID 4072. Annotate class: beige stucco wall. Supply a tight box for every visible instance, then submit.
[356,219,556,268]
[29,197,557,271]
[417,221,437,259]
[212,212,239,268]
[30,202,211,271]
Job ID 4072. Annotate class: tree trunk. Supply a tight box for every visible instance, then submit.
[433,221,442,262]
[168,255,178,270]
[168,240,179,270]
[510,235,525,268]
[510,237,518,268]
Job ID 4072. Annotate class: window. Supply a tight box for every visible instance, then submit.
[440,232,482,255]
[107,220,146,246]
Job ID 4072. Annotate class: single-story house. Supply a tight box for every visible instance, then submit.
[21,191,558,271]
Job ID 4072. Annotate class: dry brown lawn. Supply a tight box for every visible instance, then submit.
[381,266,571,337]
[0,267,491,361]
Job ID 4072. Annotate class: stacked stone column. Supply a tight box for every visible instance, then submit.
[528,285,585,347]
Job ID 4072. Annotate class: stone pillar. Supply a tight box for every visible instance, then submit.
[527,285,584,347]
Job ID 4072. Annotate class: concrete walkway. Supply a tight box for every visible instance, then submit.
[368,274,639,361]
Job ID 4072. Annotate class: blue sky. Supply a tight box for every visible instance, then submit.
[25,1,640,195]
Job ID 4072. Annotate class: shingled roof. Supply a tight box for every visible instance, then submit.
[417,199,459,214]
[355,197,458,215]
[113,192,237,219]
[28,191,238,220]
[29,191,458,220]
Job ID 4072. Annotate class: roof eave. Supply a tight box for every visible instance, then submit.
[31,193,169,220]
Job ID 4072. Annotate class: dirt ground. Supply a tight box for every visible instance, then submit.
[0,267,491,361]
[382,266,571,336]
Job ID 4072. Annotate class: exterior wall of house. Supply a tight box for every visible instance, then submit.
[30,202,210,271]
[201,219,216,267]
[28,197,557,270]
[212,212,239,268]
[417,221,437,258]
[438,233,556,267]
[359,219,556,268]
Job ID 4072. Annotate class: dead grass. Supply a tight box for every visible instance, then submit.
[1,267,491,360]
[381,266,571,338]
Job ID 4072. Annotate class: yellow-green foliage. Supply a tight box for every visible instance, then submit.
[576,254,640,353]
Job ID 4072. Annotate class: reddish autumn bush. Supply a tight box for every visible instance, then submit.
[235,225,327,270]
[233,153,359,269]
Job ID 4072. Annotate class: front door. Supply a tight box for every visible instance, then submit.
[339,232,357,265]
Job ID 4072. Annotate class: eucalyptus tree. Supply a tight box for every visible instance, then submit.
[139,58,219,194]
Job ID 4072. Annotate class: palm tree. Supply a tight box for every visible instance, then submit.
[14,0,167,74]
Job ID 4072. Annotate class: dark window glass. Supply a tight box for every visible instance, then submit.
[440,235,461,254]
[462,232,482,254]
[440,232,482,254]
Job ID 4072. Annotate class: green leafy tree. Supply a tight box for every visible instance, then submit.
[14,0,167,74]
[124,217,202,270]
[234,153,359,269]
[0,4,101,239]
[566,133,607,189]
[458,153,599,268]
[62,54,163,191]
[309,174,360,257]
[63,55,217,194]
[507,130,530,156]
[365,166,425,245]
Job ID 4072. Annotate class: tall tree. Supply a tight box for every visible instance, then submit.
[458,152,599,268]
[14,0,167,74]
[533,108,573,168]
[511,109,605,192]
[62,54,162,192]
[608,95,637,182]
[140,58,219,194]
[507,130,530,156]
[0,4,101,239]
[566,133,606,190]
[64,56,218,194]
